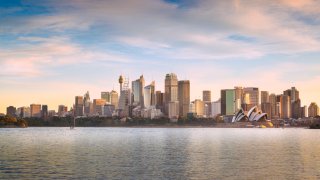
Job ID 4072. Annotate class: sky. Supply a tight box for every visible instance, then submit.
[1,0,320,113]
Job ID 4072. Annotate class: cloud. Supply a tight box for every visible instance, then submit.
[0,36,133,78]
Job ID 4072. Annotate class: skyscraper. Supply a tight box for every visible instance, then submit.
[75,96,84,117]
[6,106,16,117]
[93,99,106,115]
[101,92,111,104]
[131,75,145,107]
[280,95,291,119]
[243,87,259,107]
[165,73,178,102]
[110,90,119,109]
[155,91,164,111]
[41,105,48,120]
[202,90,211,102]
[308,102,319,117]
[261,91,269,103]
[178,80,190,118]
[194,99,205,117]
[83,91,92,116]
[144,85,152,108]
[269,94,278,119]
[202,90,211,117]
[30,104,41,118]
[221,89,235,116]
[211,99,221,117]
[165,73,178,115]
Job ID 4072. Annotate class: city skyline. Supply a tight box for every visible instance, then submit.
[1,0,320,113]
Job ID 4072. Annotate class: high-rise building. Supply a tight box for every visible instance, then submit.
[202,90,211,117]
[280,95,291,119]
[261,103,271,119]
[168,101,179,119]
[110,90,119,109]
[131,75,145,107]
[6,106,16,117]
[30,104,41,118]
[155,91,164,111]
[118,75,131,117]
[165,73,178,115]
[84,91,92,116]
[101,92,111,104]
[194,99,205,117]
[165,73,178,103]
[144,85,152,109]
[269,94,278,119]
[292,99,301,119]
[301,106,307,118]
[261,91,269,103]
[202,90,211,102]
[41,105,48,119]
[211,99,221,117]
[58,105,68,117]
[243,87,259,107]
[221,89,235,116]
[284,87,300,103]
[17,106,30,118]
[284,87,300,118]
[93,99,106,115]
[178,80,190,118]
[308,102,319,117]
[75,96,84,117]
[234,86,243,105]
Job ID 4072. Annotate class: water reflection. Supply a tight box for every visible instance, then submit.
[0,128,319,179]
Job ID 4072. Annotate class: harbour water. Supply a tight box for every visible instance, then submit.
[0,127,319,179]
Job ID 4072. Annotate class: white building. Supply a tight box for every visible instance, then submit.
[211,99,221,117]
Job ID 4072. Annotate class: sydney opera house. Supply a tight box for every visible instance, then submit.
[232,106,268,123]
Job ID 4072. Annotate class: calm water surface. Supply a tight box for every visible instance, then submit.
[0,127,319,179]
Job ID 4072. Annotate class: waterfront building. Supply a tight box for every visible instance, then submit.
[93,99,106,116]
[132,75,145,107]
[308,102,319,117]
[269,94,278,119]
[144,85,152,109]
[234,86,243,111]
[168,101,179,119]
[301,106,307,118]
[118,75,131,117]
[280,95,291,119]
[261,91,269,103]
[41,105,48,119]
[193,99,205,117]
[30,104,41,118]
[165,73,178,115]
[75,96,84,117]
[155,91,164,111]
[189,102,195,114]
[202,90,212,117]
[202,90,211,102]
[101,92,111,104]
[292,99,301,119]
[110,90,119,109]
[221,89,236,116]
[211,99,221,117]
[243,87,259,107]
[58,105,68,117]
[17,106,30,118]
[103,104,115,117]
[178,80,190,118]
[83,91,92,116]
[261,102,271,119]
[6,106,16,117]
